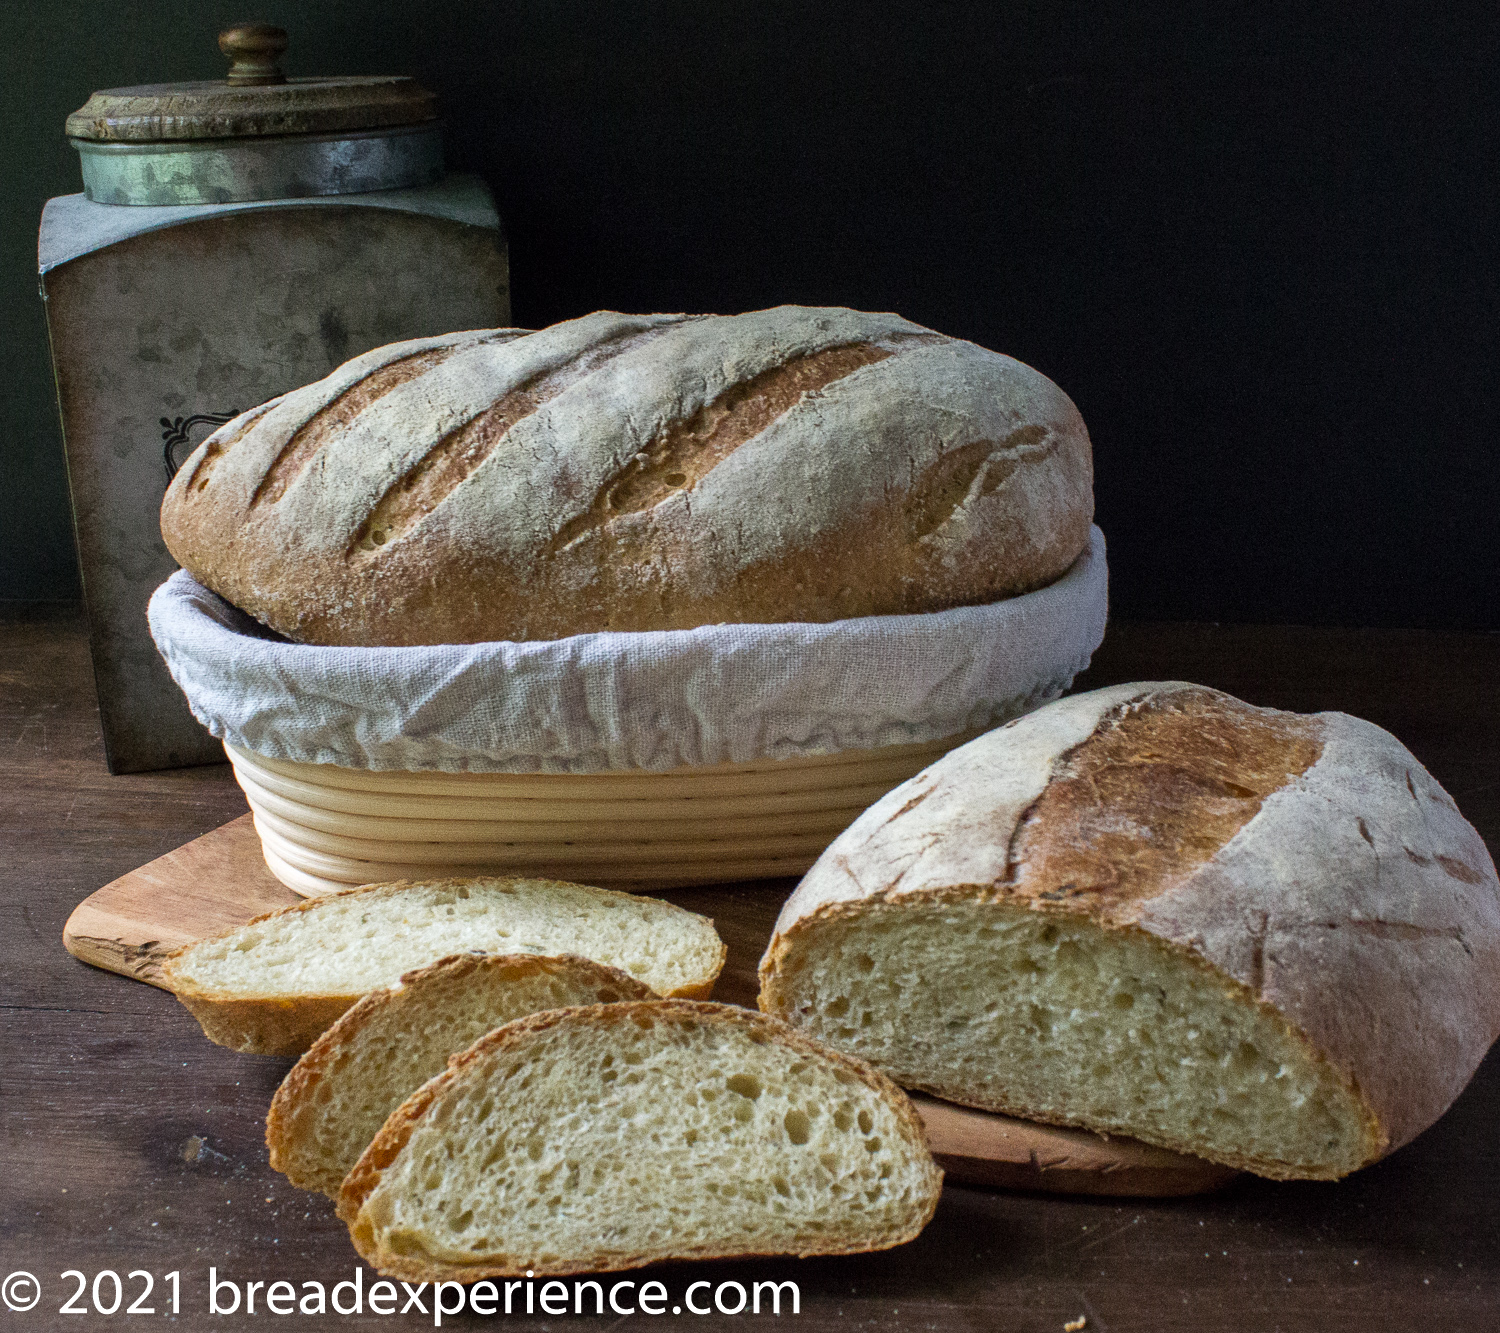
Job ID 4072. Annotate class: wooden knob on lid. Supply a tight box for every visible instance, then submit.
[219,23,289,85]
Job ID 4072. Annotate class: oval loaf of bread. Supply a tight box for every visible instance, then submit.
[338,1001,943,1278]
[162,876,725,1056]
[159,307,1093,645]
[267,952,655,1198]
[758,682,1500,1180]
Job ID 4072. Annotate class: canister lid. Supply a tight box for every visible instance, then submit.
[64,26,444,205]
[65,25,437,142]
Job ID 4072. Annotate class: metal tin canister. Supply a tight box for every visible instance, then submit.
[71,122,445,206]
[42,27,512,772]
[65,25,444,206]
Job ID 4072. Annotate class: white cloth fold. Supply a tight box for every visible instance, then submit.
[148,526,1108,774]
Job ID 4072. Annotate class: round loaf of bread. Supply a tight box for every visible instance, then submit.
[159,306,1093,645]
[758,682,1500,1180]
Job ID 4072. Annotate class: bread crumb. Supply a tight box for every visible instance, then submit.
[1064,1319,1087,1332]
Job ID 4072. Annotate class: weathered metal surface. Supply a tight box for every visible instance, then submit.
[65,75,437,143]
[38,177,500,272]
[40,179,511,772]
[72,123,444,205]
[65,28,435,143]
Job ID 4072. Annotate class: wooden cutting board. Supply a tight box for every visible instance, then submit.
[64,815,295,988]
[63,815,1239,1197]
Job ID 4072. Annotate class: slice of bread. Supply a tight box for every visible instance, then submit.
[162,877,725,1056]
[759,682,1500,1180]
[267,952,655,1198]
[339,1001,943,1278]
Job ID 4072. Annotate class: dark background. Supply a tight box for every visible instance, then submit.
[4,2,1496,627]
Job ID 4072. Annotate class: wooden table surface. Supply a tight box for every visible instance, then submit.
[3,604,1497,1331]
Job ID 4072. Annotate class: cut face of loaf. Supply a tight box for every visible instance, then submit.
[765,902,1375,1178]
[339,1002,942,1278]
[760,683,1500,1180]
[267,953,654,1198]
[162,877,725,1056]
[159,306,1093,644]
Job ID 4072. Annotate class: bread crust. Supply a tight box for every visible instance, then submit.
[266,951,654,1196]
[169,990,356,1059]
[160,306,1092,645]
[161,889,365,1055]
[161,876,726,1056]
[338,1000,943,1278]
[759,682,1500,1176]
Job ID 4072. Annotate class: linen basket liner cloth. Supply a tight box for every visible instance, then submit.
[147,525,1108,775]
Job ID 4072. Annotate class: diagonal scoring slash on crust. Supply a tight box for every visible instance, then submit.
[347,331,958,562]
[251,344,477,509]
[544,341,902,554]
[344,321,699,560]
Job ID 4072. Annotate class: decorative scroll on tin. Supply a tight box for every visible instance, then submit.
[162,410,240,481]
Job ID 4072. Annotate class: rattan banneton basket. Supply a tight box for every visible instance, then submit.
[151,529,1109,895]
[227,733,976,894]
